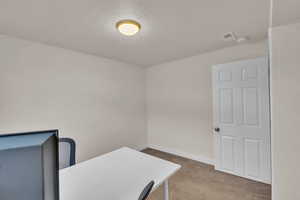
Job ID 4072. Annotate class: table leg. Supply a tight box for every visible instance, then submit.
[163,180,169,200]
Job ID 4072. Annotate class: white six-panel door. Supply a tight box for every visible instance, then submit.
[212,57,271,183]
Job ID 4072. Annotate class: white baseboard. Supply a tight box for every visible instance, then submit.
[148,144,215,166]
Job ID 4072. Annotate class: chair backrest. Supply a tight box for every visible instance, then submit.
[59,138,76,169]
[138,181,155,200]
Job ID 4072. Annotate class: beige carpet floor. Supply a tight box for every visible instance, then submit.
[143,148,271,200]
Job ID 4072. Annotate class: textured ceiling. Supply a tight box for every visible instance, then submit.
[0,0,270,67]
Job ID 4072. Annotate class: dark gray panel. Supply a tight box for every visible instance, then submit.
[0,146,43,200]
[43,136,59,200]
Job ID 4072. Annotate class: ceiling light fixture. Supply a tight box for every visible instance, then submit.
[116,19,141,36]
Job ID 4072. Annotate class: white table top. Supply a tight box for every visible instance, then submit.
[60,147,181,200]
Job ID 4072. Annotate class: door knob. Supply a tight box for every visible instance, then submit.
[214,127,220,132]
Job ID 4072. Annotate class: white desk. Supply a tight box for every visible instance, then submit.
[60,147,181,200]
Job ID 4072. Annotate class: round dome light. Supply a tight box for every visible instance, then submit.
[116,20,141,36]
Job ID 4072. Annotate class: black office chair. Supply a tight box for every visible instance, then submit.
[59,138,76,169]
[138,181,155,200]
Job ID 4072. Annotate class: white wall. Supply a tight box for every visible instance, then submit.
[147,41,268,164]
[270,22,300,200]
[0,36,147,162]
